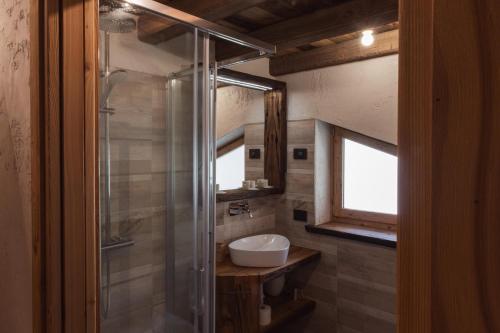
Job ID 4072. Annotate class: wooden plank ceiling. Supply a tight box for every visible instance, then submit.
[138,0,399,75]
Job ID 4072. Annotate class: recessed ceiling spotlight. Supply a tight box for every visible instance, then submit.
[361,30,374,47]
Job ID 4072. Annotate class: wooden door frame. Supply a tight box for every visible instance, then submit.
[31,0,500,331]
[34,0,99,332]
[398,0,499,332]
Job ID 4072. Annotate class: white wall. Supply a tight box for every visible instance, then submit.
[232,55,399,144]
[216,86,264,139]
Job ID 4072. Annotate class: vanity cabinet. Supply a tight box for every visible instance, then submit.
[216,246,321,333]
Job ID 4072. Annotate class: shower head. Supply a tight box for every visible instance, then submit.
[100,15,137,34]
[99,0,138,33]
[99,1,137,109]
[100,69,127,109]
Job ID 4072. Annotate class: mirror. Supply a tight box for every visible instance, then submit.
[215,69,287,202]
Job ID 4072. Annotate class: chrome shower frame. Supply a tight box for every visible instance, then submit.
[99,1,275,332]
[123,0,275,60]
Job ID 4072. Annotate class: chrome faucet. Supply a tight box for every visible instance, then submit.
[228,201,253,218]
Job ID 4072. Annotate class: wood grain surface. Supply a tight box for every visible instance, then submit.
[398,0,500,331]
[217,245,320,281]
[264,89,287,192]
[270,29,399,76]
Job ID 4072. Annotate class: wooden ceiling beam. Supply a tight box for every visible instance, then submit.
[216,0,398,60]
[270,29,399,76]
[138,0,267,44]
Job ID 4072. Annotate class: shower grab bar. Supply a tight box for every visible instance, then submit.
[101,239,135,251]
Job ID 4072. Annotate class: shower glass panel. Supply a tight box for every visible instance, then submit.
[98,1,214,332]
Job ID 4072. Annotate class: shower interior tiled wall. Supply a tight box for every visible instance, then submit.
[100,70,171,332]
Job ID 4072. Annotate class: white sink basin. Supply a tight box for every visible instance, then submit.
[228,234,290,267]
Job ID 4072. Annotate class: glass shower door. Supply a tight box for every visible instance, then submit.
[98,1,214,332]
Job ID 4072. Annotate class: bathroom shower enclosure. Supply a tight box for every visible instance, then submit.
[97,1,274,332]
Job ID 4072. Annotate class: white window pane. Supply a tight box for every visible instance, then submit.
[343,139,397,214]
[216,145,245,190]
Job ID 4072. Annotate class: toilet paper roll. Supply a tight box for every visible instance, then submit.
[259,304,272,326]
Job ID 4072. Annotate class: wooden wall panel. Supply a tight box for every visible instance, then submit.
[431,0,500,331]
[43,1,63,332]
[62,0,87,331]
[398,0,433,330]
[83,0,99,331]
[36,0,98,331]
[398,0,500,331]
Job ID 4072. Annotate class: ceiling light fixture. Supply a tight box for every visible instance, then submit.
[361,30,374,47]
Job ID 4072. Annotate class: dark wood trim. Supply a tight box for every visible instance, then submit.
[398,0,500,331]
[216,0,398,60]
[216,187,281,202]
[264,88,287,192]
[332,126,397,226]
[217,135,244,157]
[270,29,399,76]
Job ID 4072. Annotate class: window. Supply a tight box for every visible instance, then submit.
[333,128,397,226]
[216,142,245,190]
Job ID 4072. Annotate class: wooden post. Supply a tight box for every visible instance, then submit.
[398,0,500,331]
[264,89,287,192]
[35,0,99,332]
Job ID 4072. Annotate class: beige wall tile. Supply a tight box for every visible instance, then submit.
[288,144,315,170]
[244,123,265,145]
[288,119,315,144]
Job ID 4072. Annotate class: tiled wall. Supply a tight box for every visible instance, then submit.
[101,70,170,332]
[277,225,396,333]
[275,119,396,333]
[216,122,276,243]
[216,196,277,243]
[244,123,265,181]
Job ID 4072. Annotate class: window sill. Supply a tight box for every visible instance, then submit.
[305,222,397,248]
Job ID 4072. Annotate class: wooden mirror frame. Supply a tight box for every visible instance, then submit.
[215,69,287,202]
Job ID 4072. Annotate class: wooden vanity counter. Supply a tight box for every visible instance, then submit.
[217,245,320,281]
[216,245,321,333]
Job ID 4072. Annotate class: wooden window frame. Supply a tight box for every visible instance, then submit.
[332,127,397,227]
